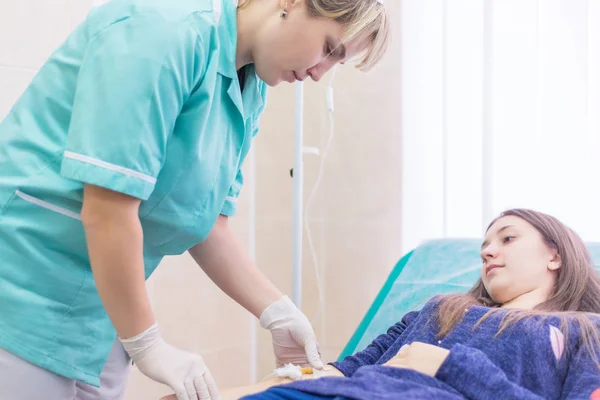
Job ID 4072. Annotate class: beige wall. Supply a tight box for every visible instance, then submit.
[126,2,403,398]
[0,0,401,398]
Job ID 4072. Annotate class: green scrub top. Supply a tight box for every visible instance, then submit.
[0,0,267,387]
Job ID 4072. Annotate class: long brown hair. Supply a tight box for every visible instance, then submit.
[435,209,600,364]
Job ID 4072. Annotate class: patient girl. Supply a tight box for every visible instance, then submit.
[163,208,600,399]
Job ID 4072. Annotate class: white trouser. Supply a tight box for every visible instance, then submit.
[0,339,131,400]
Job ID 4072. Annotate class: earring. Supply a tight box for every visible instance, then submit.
[281,1,288,18]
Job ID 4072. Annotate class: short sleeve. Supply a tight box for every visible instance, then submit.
[61,14,206,200]
[220,168,244,217]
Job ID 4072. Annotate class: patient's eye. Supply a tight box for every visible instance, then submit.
[503,236,516,243]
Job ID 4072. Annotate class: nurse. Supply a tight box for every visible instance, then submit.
[0,0,389,399]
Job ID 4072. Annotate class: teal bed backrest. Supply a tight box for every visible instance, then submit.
[339,238,600,360]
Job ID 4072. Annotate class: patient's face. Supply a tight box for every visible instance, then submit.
[480,215,559,305]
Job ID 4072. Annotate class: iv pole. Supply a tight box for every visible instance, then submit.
[292,81,304,308]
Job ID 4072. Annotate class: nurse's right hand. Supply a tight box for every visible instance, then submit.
[120,323,220,400]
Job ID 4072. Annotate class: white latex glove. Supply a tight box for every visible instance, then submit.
[119,323,220,400]
[259,296,324,369]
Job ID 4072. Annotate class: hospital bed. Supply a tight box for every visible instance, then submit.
[338,238,600,360]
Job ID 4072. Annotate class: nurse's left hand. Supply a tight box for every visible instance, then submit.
[383,341,450,377]
[120,323,220,400]
[259,296,324,370]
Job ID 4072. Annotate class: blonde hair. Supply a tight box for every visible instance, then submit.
[307,0,390,71]
[239,0,390,72]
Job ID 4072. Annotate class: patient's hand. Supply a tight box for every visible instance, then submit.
[384,341,449,377]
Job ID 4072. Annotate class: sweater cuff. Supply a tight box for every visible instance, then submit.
[329,361,354,377]
[435,343,474,389]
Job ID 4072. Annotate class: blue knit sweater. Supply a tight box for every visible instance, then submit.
[279,297,600,400]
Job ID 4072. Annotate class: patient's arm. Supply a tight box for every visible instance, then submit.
[159,366,344,400]
[332,311,419,377]
[160,310,418,400]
